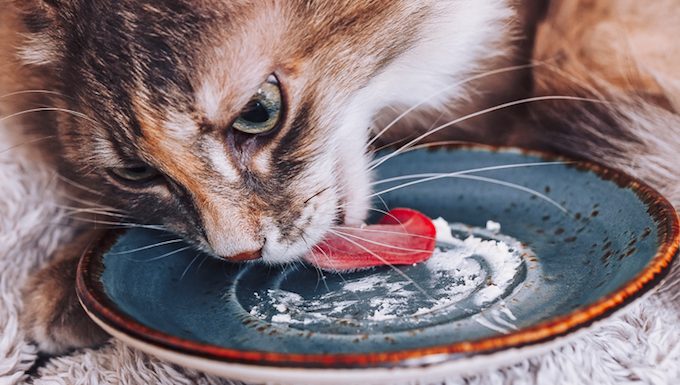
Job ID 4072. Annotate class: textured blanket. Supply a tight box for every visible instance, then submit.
[1,125,679,385]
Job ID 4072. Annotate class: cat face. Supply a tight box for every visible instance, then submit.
[17,0,513,263]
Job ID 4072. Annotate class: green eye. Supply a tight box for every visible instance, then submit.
[232,77,282,135]
[109,165,159,183]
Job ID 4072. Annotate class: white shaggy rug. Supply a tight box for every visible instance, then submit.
[1,125,679,385]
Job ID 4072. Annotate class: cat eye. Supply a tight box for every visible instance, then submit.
[232,76,282,135]
[108,165,160,184]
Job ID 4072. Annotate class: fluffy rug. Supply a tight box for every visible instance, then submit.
[1,125,679,385]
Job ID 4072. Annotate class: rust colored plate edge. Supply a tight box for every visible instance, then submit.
[76,143,680,370]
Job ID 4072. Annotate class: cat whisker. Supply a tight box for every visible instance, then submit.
[180,253,202,281]
[371,162,570,186]
[451,174,567,212]
[57,196,126,217]
[311,245,333,292]
[331,226,436,241]
[363,207,408,224]
[368,137,409,154]
[75,163,100,177]
[298,231,329,291]
[332,205,409,231]
[368,162,570,211]
[60,199,125,215]
[55,200,127,215]
[0,135,56,155]
[326,229,434,301]
[108,239,185,255]
[370,95,609,171]
[330,229,434,254]
[0,89,67,99]
[294,225,346,295]
[196,254,210,271]
[375,194,391,214]
[313,240,363,301]
[67,217,166,231]
[369,178,565,211]
[55,173,106,197]
[126,245,193,263]
[0,107,101,126]
[59,212,127,223]
[57,206,131,219]
[366,63,541,149]
[43,219,118,231]
[368,140,468,164]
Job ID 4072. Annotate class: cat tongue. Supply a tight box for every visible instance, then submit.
[304,208,436,272]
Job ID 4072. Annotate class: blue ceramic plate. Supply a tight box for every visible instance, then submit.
[77,145,678,385]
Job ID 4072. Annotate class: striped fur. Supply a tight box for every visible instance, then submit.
[2,0,518,262]
[2,0,678,354]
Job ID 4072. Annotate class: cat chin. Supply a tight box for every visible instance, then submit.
[259,220,328,265]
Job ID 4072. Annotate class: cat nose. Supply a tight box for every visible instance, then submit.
[228,249,262,262]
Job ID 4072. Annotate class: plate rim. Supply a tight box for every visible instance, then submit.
[80,299,634,385]
[76,143,680,369]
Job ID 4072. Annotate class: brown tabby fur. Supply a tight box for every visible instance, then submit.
[1,0,678,355]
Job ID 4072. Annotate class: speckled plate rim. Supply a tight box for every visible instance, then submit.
[76,143,679,372]
[78,307,632,385]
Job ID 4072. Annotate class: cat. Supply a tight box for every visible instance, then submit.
[1,0,678,356]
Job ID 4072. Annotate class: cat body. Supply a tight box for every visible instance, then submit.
[1,0,678,355]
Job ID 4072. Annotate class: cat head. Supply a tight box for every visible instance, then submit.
[15,0,514,263]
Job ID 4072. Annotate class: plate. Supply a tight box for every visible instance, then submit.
[77,145,679,385]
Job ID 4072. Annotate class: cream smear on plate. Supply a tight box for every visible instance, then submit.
[248,218,526,330]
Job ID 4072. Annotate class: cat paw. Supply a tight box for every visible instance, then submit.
[21,255,109,355]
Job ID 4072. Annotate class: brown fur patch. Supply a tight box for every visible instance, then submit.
[534,0,680,110]
[132,101,212,207]
[20,227,109,354]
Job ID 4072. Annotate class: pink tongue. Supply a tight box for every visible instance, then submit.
[303,208,436,272]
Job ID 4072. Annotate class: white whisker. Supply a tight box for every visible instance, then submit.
[196,255,210,271]
[370,96,608,171]
[369,163,571,211]
[59,196,122,214]
[108,239,185,255]
[127,246,193,263]
[375,194,391,212]
[371,162,570,186]
[67,217,165,231]
[1,107,100,125]
[368,140,468,163]
[331,229,434,254]
[451,174,567,212]
[331,226,436,241]
[327,229,434,300]
[294,226,335,292]
[366,63,540,149]
[311,244,333,293]
[0,89,66,99]
[180,253,202,280]
[0,135,56,154]
[55,173,106,197]
[57,206,130,219]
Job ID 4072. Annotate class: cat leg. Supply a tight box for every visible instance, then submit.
[21,228,109,355]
